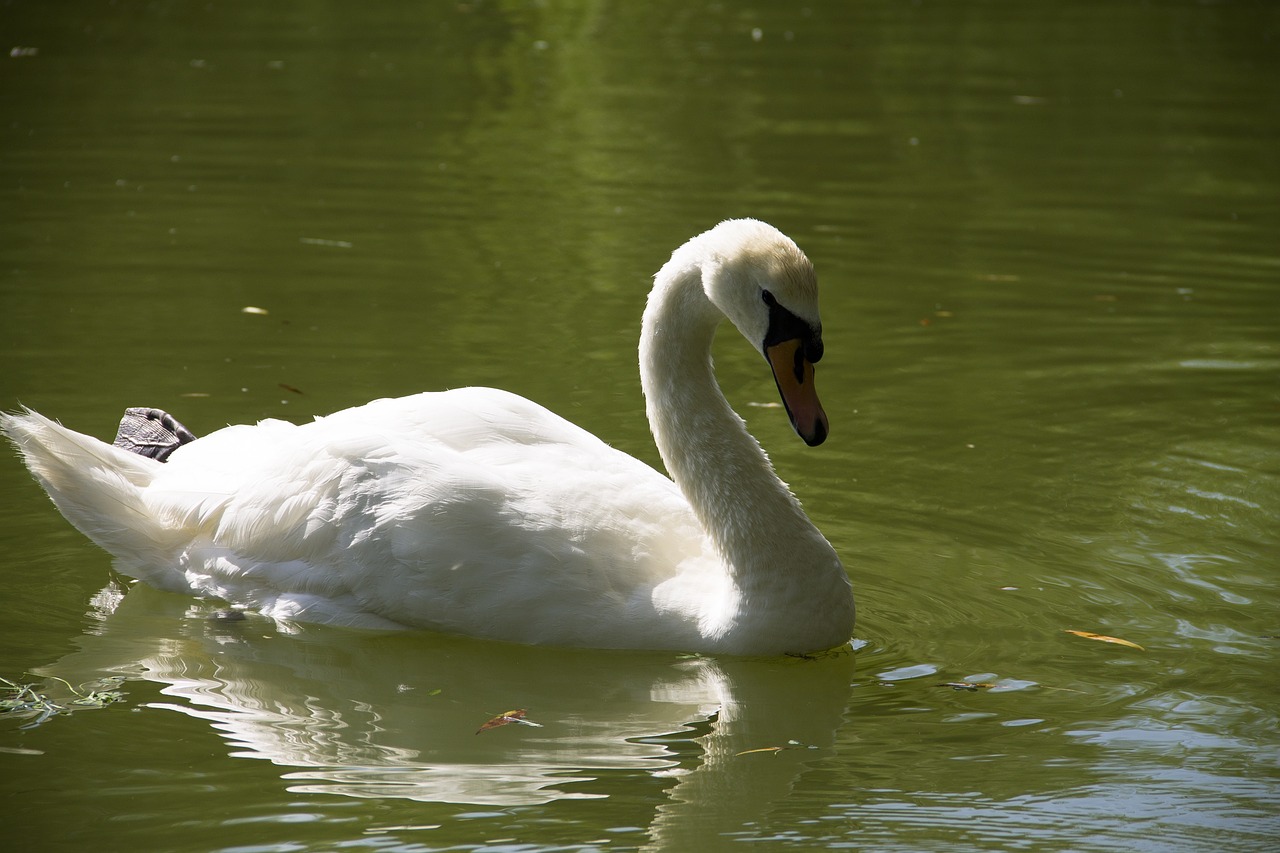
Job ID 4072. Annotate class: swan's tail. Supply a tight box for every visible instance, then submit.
[1,408,179,570]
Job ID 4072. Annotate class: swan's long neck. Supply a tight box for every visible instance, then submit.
[639,254,841,607]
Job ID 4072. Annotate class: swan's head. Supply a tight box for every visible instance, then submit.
[698,219,830,447]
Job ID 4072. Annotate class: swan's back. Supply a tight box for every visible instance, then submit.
[118,389,711,644]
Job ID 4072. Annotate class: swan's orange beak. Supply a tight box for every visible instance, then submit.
[766,338,829,447]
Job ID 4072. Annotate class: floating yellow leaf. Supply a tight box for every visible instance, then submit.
[1065,630,1144,651]
[735,740,814,757]
[475,708,544,735]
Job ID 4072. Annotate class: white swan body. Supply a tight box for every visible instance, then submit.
[2,219,854,655]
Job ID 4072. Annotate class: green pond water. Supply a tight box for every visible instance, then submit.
[1,1,1277,851]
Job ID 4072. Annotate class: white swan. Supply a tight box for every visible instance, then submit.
[2,219,854,655]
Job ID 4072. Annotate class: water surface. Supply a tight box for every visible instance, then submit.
[2,1,1277,851]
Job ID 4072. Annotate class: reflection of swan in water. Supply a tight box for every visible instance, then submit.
[3,219,853,655]
[46,580,855,838]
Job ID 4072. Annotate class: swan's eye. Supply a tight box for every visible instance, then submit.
[761,289,777,307]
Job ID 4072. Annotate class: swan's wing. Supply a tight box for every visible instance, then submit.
[141,389,711,644]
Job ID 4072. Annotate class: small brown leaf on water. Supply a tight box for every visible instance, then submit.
[1065,630,1144,651]
[938,682,998,691]
[475,708,543,734]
